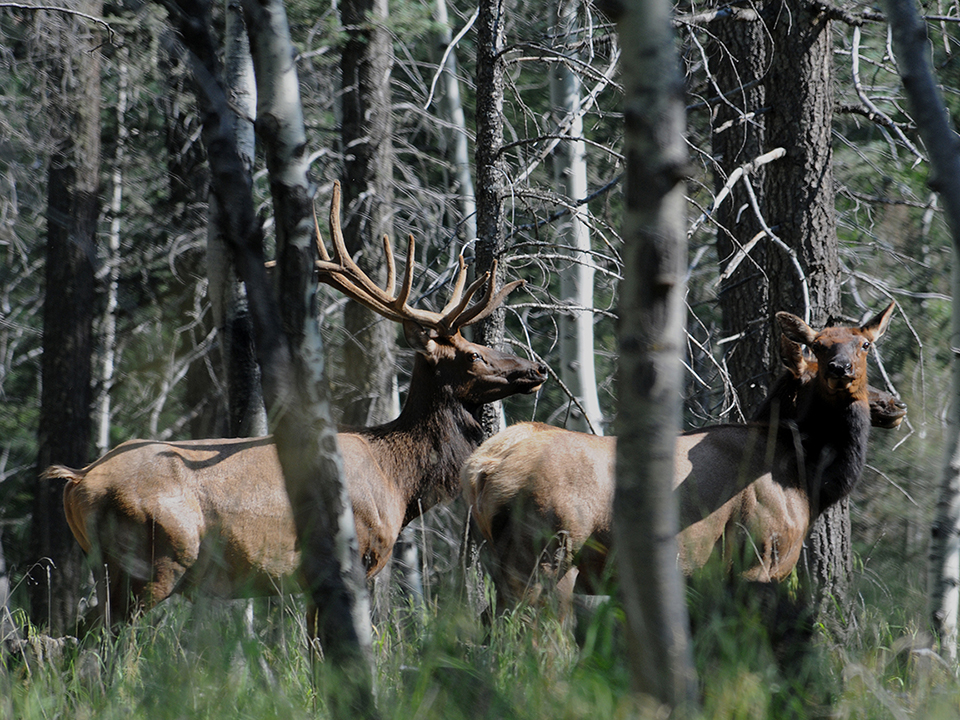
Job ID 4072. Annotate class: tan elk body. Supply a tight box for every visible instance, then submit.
[53,184,547,627]
[463,304,896,606]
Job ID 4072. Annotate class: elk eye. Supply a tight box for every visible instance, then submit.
[469,352,483,363]
[862,340,871,351]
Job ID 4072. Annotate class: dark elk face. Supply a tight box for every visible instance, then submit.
[405,323,547,406]
[777,302,895,400]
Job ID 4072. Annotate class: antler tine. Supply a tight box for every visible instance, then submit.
[390,234,417,314]
[439,267,492,333]
[437,255,469,319]
[465,278,525,326]
[317,182,404,317]
[313,204,331,262]
[441,259,525,333]
[315,181,447,328]
[382,234,395,296]
[326,181,352,267]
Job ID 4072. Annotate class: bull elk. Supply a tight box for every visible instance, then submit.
[53,184,547,628]
[462,304,896,609]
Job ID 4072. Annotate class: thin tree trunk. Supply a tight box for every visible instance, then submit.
[881,0,960,660]
[207,0,266,438]
[550,0,603,434]
[31,0,103,634]
[96,50,128,456]
[241,3,377,713]
[473,0,508,437]
[433,0,477,247]
[339,0,397,428]
[164,0,377,713]
[0,529,15,641]
[602,0,697,708]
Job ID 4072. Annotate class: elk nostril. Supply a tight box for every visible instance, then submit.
[827,361,852,378]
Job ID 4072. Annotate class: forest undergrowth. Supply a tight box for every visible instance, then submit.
[2,563,958,720]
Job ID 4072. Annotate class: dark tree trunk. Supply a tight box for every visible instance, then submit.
[208,2,266,439]
[339,0,397,428]
[763,0,845,631]
[473,0,508,437]
[160,39,225,439]
[30,3,103,634]
[711,13,773,417]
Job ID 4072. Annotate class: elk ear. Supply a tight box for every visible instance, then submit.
[860,301,895,342]
[777,311,817,346]
[403,322,438,357]
[778,335,807,378]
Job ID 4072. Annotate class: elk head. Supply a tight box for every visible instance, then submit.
[777,303,895,402]
[315,182,546,411]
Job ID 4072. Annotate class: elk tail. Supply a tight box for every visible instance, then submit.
[45,465,93,553]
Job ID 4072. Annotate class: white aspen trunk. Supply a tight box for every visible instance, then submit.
[883,0,960,662]
[550,0,603,434]
[434,0,477,246]
[933,309,960,659]
[241,1,376,710]
[96,53,128,456]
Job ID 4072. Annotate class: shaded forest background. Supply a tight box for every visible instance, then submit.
[0,0,952,661]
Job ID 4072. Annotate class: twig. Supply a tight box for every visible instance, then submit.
[689,147,786,237]
[852,25,925,164]
[514,48,620,185]
[0,2,118,44]
[423,7,478,110]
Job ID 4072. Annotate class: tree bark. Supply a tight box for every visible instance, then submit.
[881,0,960,661]
[165,0,378,713]
[30,0,103,634]
[603,0,698,709]
[473,0,509,437]
[339,0,397,428]
[207,0,266,438]
[242,3,377,713]
[96,50,128,456]
[711,12,772,418]
[0,529,15,641]
[763,0,845,631]
[550,0,604,434]
[433,0,477,248]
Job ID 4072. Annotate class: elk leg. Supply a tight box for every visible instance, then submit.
[555,567,579,629]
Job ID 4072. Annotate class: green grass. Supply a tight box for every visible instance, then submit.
[2,588,959,720]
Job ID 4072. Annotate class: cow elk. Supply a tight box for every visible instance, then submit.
[53,184,547,629]
[462,304,897,611]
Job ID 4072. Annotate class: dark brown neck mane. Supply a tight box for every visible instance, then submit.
[349,353,486,525]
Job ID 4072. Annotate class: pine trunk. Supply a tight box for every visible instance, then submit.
[763,0,845,629]
[711,12,772,418]
[339,0,398,428]
[473,0,508,437]
[30,0,103,634]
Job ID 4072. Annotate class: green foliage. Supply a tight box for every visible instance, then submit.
[3,588,960,719]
